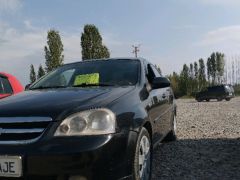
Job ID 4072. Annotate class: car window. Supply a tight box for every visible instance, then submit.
[31,60,140,89]
[146,64,156,84]
[150,65,161,77]
[0,77,13,94]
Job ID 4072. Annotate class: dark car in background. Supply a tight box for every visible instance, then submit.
[195,84,234,102]
[0,72,24,99]
[0,58,176,180]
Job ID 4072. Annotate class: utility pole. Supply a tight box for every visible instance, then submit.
[132,45,140,58]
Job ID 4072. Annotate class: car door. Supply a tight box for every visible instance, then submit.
[0,76,13,99]
[146,64,170,143]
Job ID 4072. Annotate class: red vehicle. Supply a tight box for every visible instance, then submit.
[0,72,24,99]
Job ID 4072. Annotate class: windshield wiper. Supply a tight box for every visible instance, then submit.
[72,83,115,87]
[30,85,67,90]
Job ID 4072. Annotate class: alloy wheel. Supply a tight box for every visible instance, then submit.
[138,135,151,180]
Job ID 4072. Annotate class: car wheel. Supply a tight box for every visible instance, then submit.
[197,99,202,102]
[206,99,210,102]
[164,115,177,142]
[133,127,152,180]
[226,98,231,101]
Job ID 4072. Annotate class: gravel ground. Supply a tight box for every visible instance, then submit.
[152,97,240,180]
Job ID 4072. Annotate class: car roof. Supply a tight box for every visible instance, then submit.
[0,72,14,79]
[63,57,147,66]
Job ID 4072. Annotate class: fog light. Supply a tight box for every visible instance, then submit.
[69,176,87,180]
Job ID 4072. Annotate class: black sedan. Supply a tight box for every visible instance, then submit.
[0,58,176,180]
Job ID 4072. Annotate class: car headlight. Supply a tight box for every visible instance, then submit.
[54,109,116,136]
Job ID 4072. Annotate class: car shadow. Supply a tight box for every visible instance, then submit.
[152,138,240,180]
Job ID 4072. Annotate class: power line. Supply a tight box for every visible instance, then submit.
[132,45,140,58]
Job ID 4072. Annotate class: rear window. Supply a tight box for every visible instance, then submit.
[208,86,224,92]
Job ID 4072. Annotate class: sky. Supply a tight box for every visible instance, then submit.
[1,0,240,85]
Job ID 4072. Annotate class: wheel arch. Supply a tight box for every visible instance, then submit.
[142,121,153,141]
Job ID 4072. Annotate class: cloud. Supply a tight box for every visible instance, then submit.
[0,21,83,85]
[0,0,22,12]
[200,0,240,6]
[197,25,240,45]
[195,25,240,56]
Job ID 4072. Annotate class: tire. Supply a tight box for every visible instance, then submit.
[196,98,202,102]
[133,127,152,180]
[226,98,231,101]
[164,115,177,142]
[206,99,210,102]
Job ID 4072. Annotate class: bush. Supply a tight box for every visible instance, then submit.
[234,85,240,96]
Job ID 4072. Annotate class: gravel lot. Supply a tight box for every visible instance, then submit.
[152,97,240,180]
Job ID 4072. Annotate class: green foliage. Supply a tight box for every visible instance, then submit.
[30,64,36,83]
[179,64,190,96]
[81,24,110,60]
[168,52,224,98]
[198,58,207,90]
[233,85,240,96]
[37,64,45,79]
[45,29,64,73]
[209,53,217,85]
[216,52,225,84]
[168,72,181,98]
[206,52,225,85]
[193,61,199,92]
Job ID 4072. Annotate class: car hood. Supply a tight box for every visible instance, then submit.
[0,87,134,120]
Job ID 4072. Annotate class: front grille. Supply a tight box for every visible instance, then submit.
[0,117,52,144]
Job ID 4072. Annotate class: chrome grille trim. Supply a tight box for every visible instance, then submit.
[0,117,52,123]
[0,117,52,145]
[0,136,43,145]
[0,128,45,134]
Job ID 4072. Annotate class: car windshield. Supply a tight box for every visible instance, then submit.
[30,59,140,89]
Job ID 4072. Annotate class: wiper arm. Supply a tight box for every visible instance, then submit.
[72,83,114,87]
[30,86,67,90]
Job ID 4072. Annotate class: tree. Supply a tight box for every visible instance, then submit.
[37,64,45,79]
[168,72,181,97]
[44,29,64,73]
[209,53,217,85]
[30,64,36,83]
[198,59,206,90]
[207,57,211,84]
[216,52,225,84]
[194,61,199,91]
[189,63,194,94]
[81,24,110,60]
[100,45,110,59]
[179,64,190,95]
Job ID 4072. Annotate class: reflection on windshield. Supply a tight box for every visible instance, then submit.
[30,59,140,89]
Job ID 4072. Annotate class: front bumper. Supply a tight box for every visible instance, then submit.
[0,131,138,180]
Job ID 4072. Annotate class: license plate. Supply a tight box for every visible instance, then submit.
[0,156,22,177]
[229,93,232,96]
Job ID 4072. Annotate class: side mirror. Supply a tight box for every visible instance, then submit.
[152,77,170,89]
[25,84,31,90]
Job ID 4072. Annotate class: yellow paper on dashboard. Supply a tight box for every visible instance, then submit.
[74,73,100,85]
